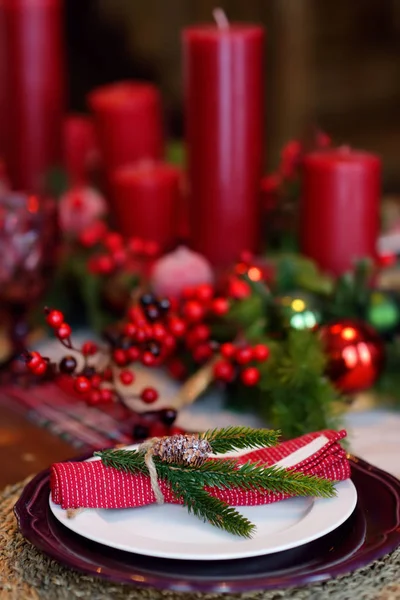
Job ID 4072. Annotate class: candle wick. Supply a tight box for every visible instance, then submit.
[213,8,230,30]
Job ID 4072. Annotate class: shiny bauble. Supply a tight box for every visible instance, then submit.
[276,291,322,331]
[319,319,384,393]
[366,291,400,337]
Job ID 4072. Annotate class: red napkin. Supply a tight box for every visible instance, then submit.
[51,429,350,510]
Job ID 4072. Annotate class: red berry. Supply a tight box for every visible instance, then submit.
[211,297,230,316]
[104,232,123,252]
[128,237,144,255]
[79,221,107,248]
[81,341,98,356]
[213,360,235,382]
[195,284,214,303]
[97,254,114,275]
[74,376,91,394]
[27,351,42,370]
[191,324,210,343]
[183,300,205,322]
[252,344,270,362]
[123,322,137,337]
[99,388,113,403]
[127,346,141,362]
[134,328,147,343]
[168,316,186,338]
[193,343,213,363]
[241,367,260,386]
[152,323,167,341]
[112,249,127,266]
[141,387,159,403]
[57,323,72,340]
[91,374,102,389]
[46,309,64,328]
[141,351,156,367]
[33,360,47,376]
[163,335,176,352]
[228,278,251,299]
[119,370,134,385]
[87,390,101,405]
[113,348,127,366]
[220,343,236,359]
[235,346,253,365]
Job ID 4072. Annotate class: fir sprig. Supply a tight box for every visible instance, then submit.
[96,427,337,537]
[202,426,280,454]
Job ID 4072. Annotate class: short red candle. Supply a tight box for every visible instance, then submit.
[183,22,265,268]
[300,147,381,275]
[62,114,99,186]
[111,161,180,250]
[1,0,65,192]
[88,82,164,179]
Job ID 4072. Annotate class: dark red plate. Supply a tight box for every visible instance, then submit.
[14,456,400,594]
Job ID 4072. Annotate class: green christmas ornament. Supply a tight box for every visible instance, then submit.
[366,291,400,334]
[276,291,322,331]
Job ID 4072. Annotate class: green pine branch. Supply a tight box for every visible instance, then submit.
[165,468,255,538]
[202,426,280,454]
[97,428,337,537]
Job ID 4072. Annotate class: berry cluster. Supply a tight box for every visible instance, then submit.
[79,224,160,277]
[25,279,270,441]
[213,343,270,386]
[24,305,180,441]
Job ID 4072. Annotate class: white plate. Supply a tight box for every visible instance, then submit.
[49,445,357,561]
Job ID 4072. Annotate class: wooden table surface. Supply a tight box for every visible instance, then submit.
[0,399,79,489]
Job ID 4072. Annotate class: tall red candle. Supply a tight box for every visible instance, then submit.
[88,82,164,179]
[111,161,180,250]
[183,18,264,268]
[0,0,64,192]
[300,147,381,276]
[62,114,99,186]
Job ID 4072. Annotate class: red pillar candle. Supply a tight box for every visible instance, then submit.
[300,147,381,276]
[111,161,180,250]
[88,82,164,179]
[62,114,99,186]
[183,18,265,268]
[1,0,64,192]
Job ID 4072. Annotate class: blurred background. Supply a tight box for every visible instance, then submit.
[66,0,400,189]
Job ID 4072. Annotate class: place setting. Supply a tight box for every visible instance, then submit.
[1,1,400,598]
[14,424,400,595]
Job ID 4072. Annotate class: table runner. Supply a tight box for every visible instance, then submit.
[1,478,399,600]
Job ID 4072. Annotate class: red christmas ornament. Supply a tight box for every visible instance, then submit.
[319,319,385,393]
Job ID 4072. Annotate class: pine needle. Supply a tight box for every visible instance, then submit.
[202,426,280,454]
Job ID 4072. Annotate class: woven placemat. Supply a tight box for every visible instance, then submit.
[1,479,399,600]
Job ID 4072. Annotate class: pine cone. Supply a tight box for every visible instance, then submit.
[152,434,211,467]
